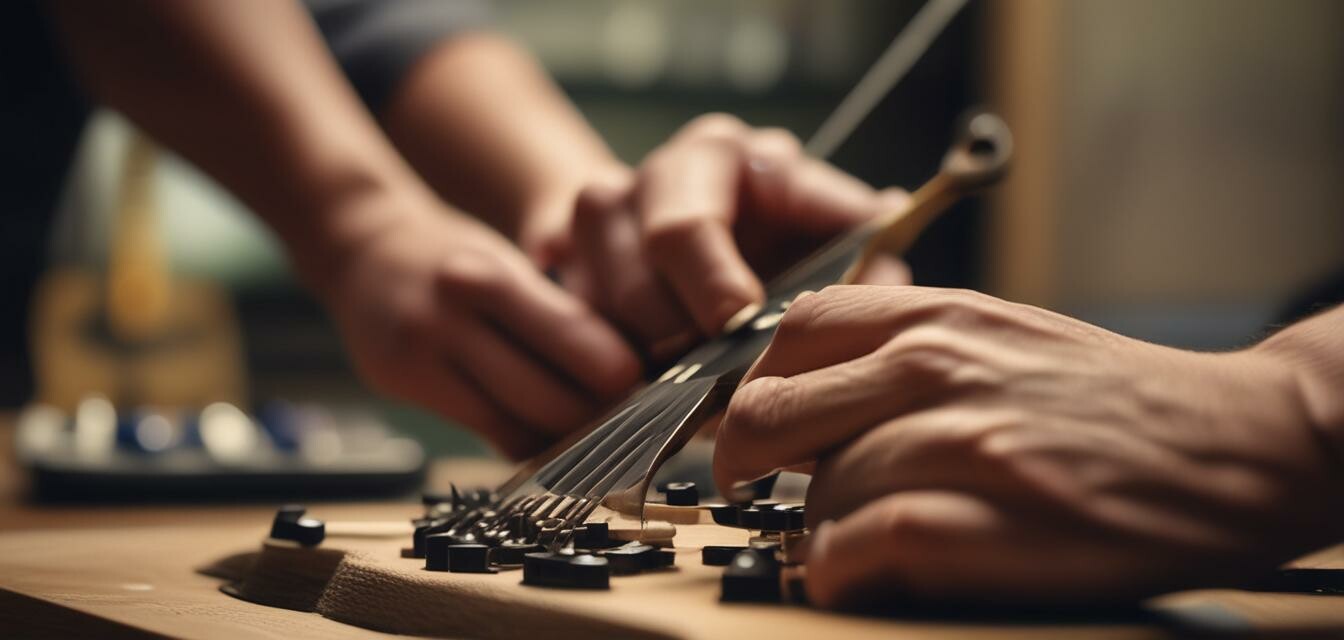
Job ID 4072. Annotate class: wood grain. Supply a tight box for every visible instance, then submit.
[3,418,1342,639]
[0,509,1165,640]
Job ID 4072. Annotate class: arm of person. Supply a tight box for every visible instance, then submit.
[48,0,640,458]
[714,286,1344,608]
[381,44,916,362]
[1257,305,1344,462]
[379,31,624,265]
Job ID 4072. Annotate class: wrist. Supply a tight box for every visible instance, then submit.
[1251,333,1344,497]
[280,177,439,304]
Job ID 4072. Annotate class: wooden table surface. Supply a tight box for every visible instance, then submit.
[0,413,510,638]
[2,415,1343,639]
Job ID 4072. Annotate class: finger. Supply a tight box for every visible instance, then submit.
[805,491,1001,608]
[803,404,1263,554]
[733,132,882,277]
[638,133,764,334]
[748,285,1004,382]
[802,406,1043,525]
[437,312,599,436]
[572,176,697,357]
[390,356,549,460]
[803,491,1154,608]
[743,133,904,234]
[713,340,958,491]
[452,260,642,399]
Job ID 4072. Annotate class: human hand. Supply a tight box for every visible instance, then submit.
[313,192,641,459]
[715,285,1343,608]
[560,114,910,362]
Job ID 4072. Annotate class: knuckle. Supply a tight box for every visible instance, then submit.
[638,145,673,172]
[876,327,966,383]
[641,215,711,260]
[748,127,803,157]
[724,377,796,442]
[876,499,945,546]
[436,253,505,297]
[924,291,988,326]
[923,288,1012,325]
[966,414,1031,469]
[776,285,848,339]
[775,293,822,338]
[574,183,623,222]
[681,112,747,140]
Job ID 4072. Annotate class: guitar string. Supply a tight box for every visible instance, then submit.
[532,402,641,488]
[546,384,677,494]
[581,380,717,499]
[549,380,708,498]
[804,0,970,158]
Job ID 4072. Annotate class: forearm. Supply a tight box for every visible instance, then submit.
[381,33,624,263]
[1256,304,1344,472]
[49,0,433,289]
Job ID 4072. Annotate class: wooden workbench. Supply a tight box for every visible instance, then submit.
[2,417,1342,639]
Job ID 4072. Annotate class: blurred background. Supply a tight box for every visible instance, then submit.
[3,0,1342,464]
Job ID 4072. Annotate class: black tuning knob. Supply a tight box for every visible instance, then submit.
[522,552,610,589]
[720,548,781,603]
[737,506,763,529]
[702,545,748,566]
[424,533,453,571]
[447,544,494,573]
[661,481,699,506]
[412,522,432,558]
[599,542,677,575]
[572,522,614,549]
[709,504,740,527]
[269,505,325,546]
[760,504,806,532]
[493,541,543,566]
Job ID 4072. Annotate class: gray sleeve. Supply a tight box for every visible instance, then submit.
[304,0,492,114]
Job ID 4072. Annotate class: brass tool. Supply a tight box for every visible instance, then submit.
[842,111,1013,284]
